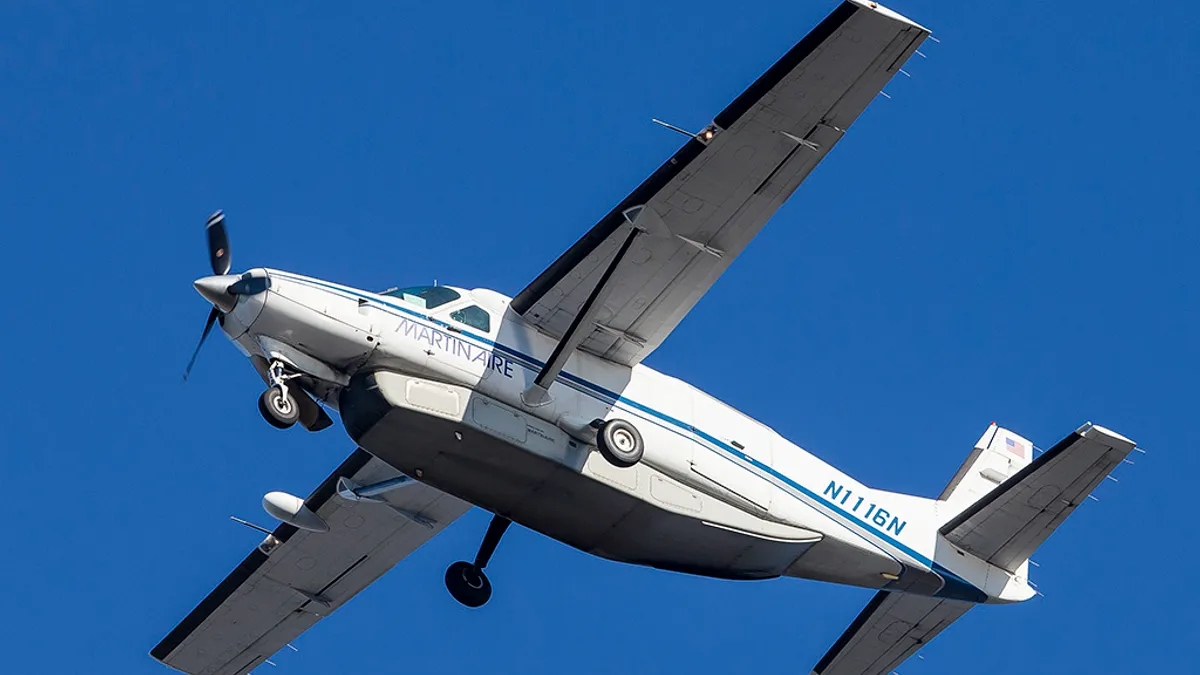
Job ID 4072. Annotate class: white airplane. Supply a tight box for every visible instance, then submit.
[154,3,1137,674]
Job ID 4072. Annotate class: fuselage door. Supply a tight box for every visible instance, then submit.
[422,300,500,388]
[690,395,775,512]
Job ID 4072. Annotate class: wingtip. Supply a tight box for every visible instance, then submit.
[846,0,931,33]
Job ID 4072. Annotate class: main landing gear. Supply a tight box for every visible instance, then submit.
[596,418,644,468]
[445,514,511,608]
[258,359,301,429]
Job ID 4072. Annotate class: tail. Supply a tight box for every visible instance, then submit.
[937,422,1034,521]
[936,421,1136,601]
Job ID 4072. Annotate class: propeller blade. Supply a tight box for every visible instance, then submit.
[183,306,221,382]
[206,211,231,275]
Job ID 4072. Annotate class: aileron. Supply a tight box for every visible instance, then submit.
[513,1,930,368]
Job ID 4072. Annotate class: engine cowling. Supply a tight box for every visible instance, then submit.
[262,491,329,533]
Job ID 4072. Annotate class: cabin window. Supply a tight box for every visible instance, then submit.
[385,286,461,310]
[450,305,491,333]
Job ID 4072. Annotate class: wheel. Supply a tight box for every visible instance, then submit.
[258,387,299,429]
[597,418,643,468]
[445,561,492,607]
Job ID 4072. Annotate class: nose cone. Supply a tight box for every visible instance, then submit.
[194,274,239,312]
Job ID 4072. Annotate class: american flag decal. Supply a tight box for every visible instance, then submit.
[1005,436,1026,459]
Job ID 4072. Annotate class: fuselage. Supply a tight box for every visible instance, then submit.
[219,268,1033,605]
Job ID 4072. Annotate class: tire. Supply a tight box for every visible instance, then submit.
[258,388,299,429]
[597,418,643,468]
[444,561,492,608]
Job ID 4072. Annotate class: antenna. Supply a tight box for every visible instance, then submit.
[651,119,718,145]
[230,515,273,535]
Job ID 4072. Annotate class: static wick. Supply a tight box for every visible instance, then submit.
[915,49,927,58]
[899,68,911,78]
[879,91,892,99]
[928,35,941,44]
[1106,475,1119,483]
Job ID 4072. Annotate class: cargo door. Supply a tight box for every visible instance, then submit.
[690,395,774,512]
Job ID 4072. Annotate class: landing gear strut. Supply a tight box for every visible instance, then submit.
[445,514,511,608]
[258,359,301,429]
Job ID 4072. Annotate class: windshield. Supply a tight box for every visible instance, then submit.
[383,285,461,310]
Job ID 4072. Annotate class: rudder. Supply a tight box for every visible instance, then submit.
[938,423,1033,521]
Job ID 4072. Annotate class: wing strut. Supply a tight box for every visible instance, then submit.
[522,224,642,406]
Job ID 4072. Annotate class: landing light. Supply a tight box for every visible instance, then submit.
[263,491,330,533]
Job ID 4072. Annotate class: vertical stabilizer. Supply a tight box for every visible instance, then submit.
[938,423,1034,522]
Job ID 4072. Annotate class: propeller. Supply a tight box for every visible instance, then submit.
[183,211,234,381]
[207,210,231,275]
[184,307,221,381]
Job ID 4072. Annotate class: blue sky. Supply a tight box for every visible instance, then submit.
[1,0,1195,672]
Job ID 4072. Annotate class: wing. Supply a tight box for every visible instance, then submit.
[812,591,972,675]
[151,450,470,675]
[940,423,1137,572]
[512,1,930,366]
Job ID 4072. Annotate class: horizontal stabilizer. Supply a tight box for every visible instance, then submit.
[940,423,1136,572]
[811,591,972,675]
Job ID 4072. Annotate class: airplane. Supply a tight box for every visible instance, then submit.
[153,2,1138,674]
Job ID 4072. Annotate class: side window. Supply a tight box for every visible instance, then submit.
[450,305,491,333]
[385,286,461,310]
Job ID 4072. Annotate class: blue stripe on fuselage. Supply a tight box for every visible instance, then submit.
[268,271,985,600]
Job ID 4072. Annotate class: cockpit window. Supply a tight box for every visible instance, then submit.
[450,305,491,333]
[384,286,461,310]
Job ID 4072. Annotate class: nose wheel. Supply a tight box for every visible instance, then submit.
[445,514,510,608]
[258,359,302,429]
[259,387,299,428]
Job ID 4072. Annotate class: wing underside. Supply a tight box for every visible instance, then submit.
[152,450,470,675]
[513,1,930,366]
